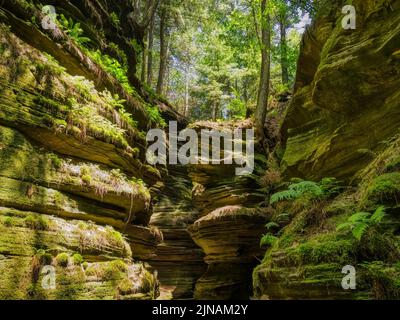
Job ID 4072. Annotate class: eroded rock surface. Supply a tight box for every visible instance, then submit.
[281,0,400,182]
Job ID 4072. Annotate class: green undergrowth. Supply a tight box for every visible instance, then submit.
[54,15,165,127]
[256,137,400,298]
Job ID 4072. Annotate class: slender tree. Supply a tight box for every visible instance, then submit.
[157,2,171,95]
[147,13,155,85]
[255,0,271,147]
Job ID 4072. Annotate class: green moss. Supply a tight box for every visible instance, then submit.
[54,266,85,300]
[24,214,51,230]
[48,153,62,169]
[117,278,133,295]
[366,172,400,204]
[81,174,92,185]
[103,260,127,280]
[385,157,400,173]
[105,226,125,248]
[56,253,69,267]
[110,12,120,27]
[360,261,400,299]
[3,217,13,227]
[286,236,355,265]
[35,249,53,265]
[72,253,84,265]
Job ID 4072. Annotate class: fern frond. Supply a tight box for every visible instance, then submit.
[352,223,368,241]
[265,222,279,230]
[270,189,299,204]
[348,212,370,223]
[370,206,386,224]
[336,222,352,232]
[290,181,324,197]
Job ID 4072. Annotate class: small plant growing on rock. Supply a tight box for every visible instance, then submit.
[260,234,278,247]
[48,153,62,169]
[103,260,127,280]
[3,217,13,227]
[56,253,70,267]
[81,174,92,186]
[72,253,84,265]
[25,214,51,230]
[260,222,279,248]
[336,206,386,241]
[366,173,400,204]
[58,14,91,45]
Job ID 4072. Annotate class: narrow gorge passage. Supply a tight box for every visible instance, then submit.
[0,0,400,303]
[145,123,270,299]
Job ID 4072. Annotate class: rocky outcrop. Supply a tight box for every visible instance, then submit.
[0,1,166,299]
[281,0,400,182]
[148,166,206,299]
[0,0,266,299]
[253,0,400,300]
[189,206,269,299]
[180,121,269,299]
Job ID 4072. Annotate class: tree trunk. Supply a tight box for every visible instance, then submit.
[255,0,271,147]
[147,13,155,85]
[212,101,218,121]
[157,8,170,95]
[141,30,148,83]
[184,66,189,116]
[279,17,289,86]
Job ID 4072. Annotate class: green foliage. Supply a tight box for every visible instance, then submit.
[35,249,53,266]
[103,260,127,280]
[105,226,125,248]
[56,253,69,267]
[360,261,400,299]
[58,14,91,45]
[117,278,134,295]
[146,105,166,127]
[288,237,355,265]
[337,206,386,241]
[72,253,84,265]
[82,174,92,185]
[85,49,132,94]
[109,12,120,28]
[85,50,165,127]
[270,178,342,204]
[265,221,279,230]
[48,153,62,169]
[270,180,322,204]
[366,173,400,204]
[260,234,278,247]
[3,217,13,227]
[25,214,51,230]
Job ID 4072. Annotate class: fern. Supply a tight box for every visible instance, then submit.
[58,14,91,45]
[352,223,368,241]
[370,206,386,223]
[270,189,299,204]
[336,206,386,241]
[265,222,279,230]
[270,180,323,204]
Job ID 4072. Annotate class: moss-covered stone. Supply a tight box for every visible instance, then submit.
[280,0,400,182]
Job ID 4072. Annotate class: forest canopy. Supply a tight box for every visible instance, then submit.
[137,0,313,121]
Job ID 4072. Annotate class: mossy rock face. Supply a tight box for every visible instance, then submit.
[0,125,151,223]
[280,0,400,182]
[252,185,400,300]
[0,207,158,300]
[365,173,400,206]
[0,24,160,185]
